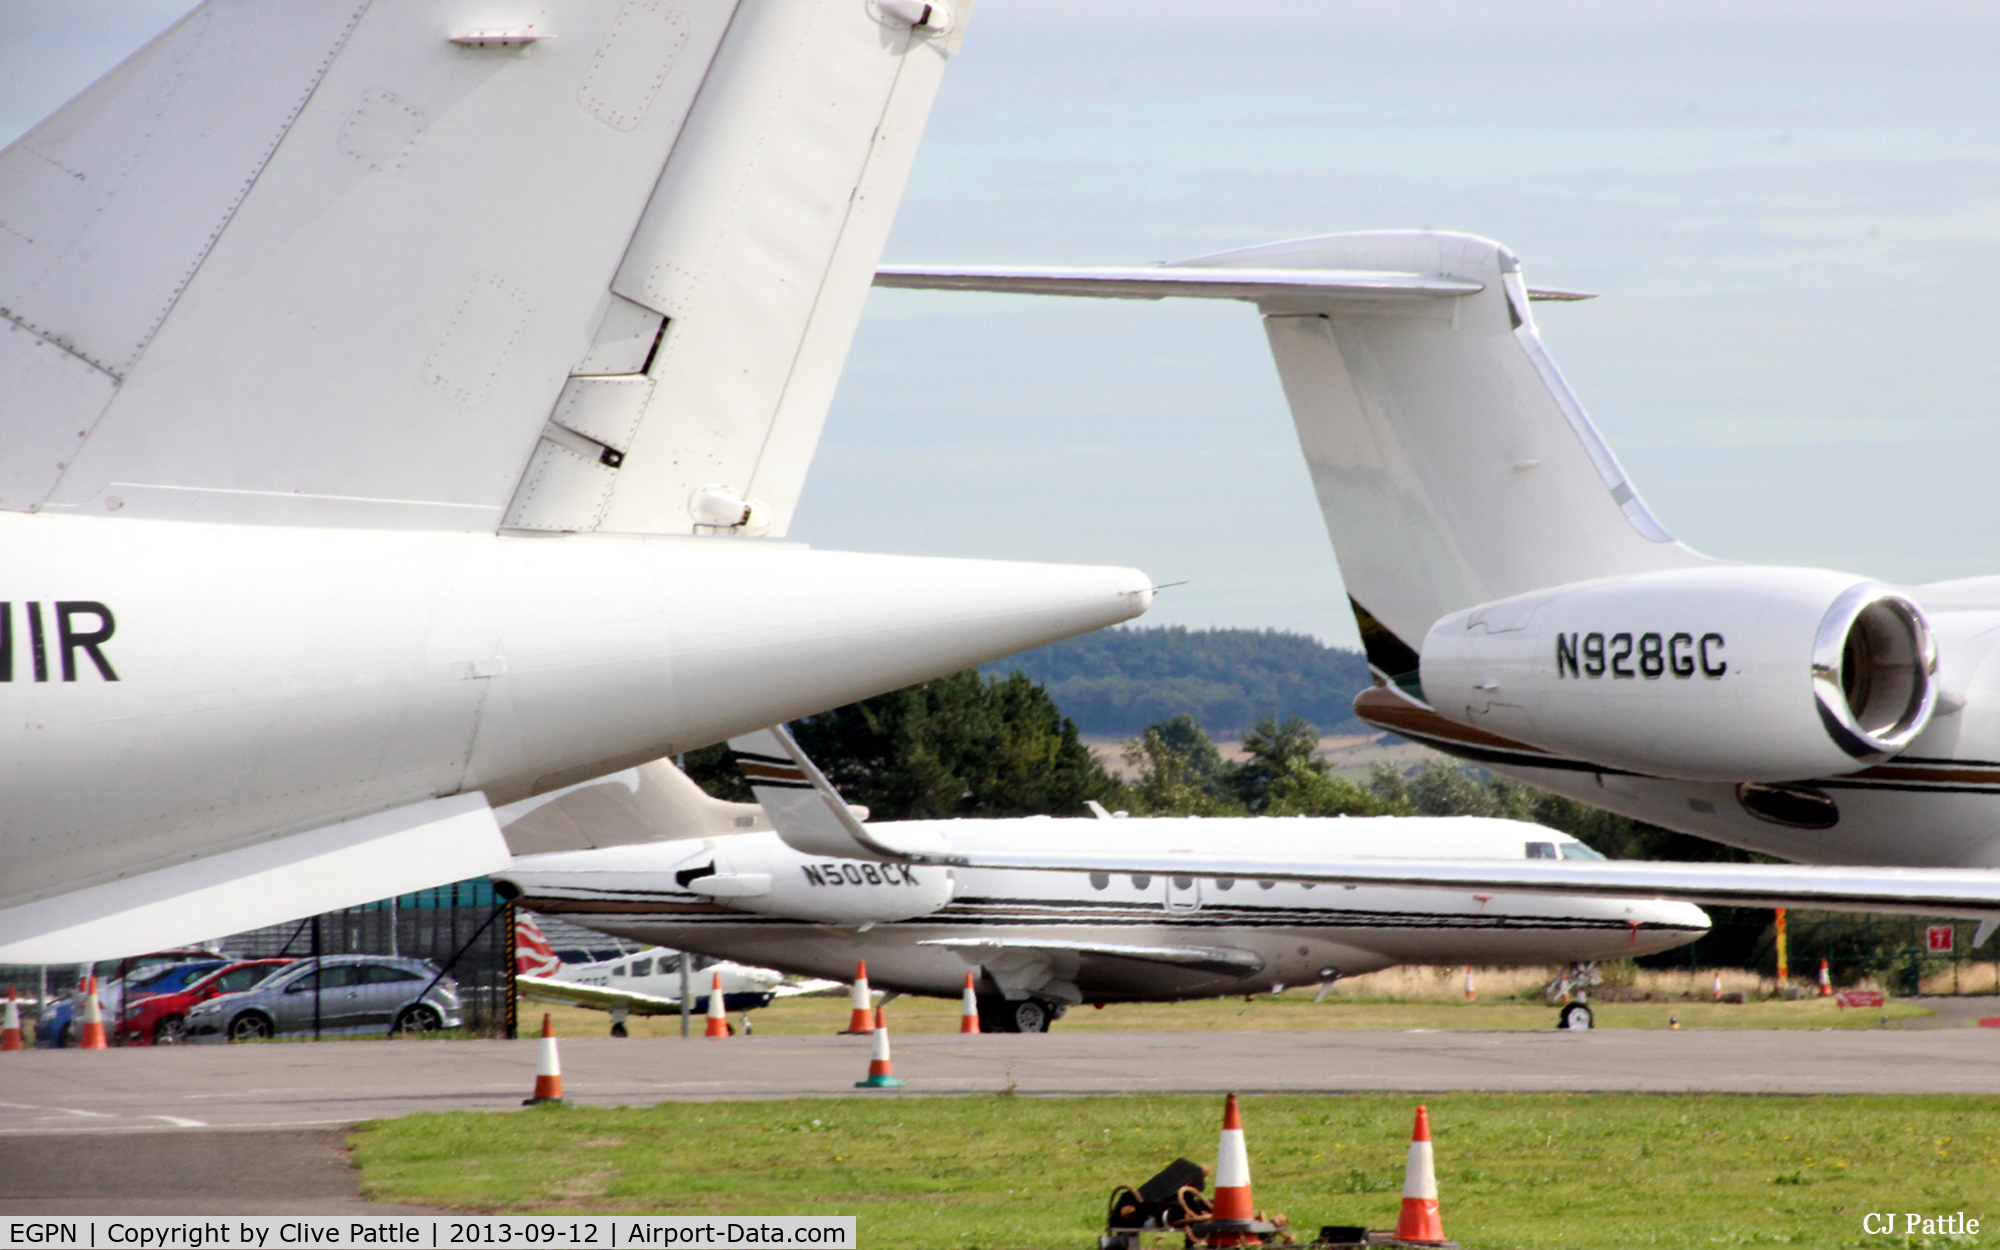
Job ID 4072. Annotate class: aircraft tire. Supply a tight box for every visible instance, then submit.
[974,995,1053,1033]
[1557,1002,1594,1030]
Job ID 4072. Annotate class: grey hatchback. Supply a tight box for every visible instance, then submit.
[185,954,463,1042]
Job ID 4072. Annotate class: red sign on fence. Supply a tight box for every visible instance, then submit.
[1834,990,1885,1009]
[1927,925,1956,953]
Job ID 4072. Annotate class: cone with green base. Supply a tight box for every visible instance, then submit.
[855,1010,904,1088]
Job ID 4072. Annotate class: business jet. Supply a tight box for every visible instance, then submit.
[492,746,1708,1032]
[0,0,1157,965]
[871,234,2000,939]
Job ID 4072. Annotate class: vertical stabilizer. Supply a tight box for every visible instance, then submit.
[1,0,967,534]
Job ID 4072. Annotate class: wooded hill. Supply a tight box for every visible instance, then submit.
[980,625,1373,738]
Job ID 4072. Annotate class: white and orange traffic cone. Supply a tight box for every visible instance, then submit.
[1395,1104,1448,1245]
[523,1013,563,1104]
[855,1010,904,1088]
[1817,959,1833,997]
[77,977,107,1050]
[960,972,980,1033]
[2,987,22,1051]
[843,961,875,1034]
[1208,1093,1257,1245]
[1463,966,1475,1001]
[705,973,730,1037]
[1712,971,1723,1002]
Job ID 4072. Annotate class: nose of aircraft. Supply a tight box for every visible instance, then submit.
[1627,899,1711,956]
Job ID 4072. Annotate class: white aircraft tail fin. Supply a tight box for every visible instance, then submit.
[1,0,967,534]
[497,759,772,855]
[729,725,949,862]
[878,231,1712,690]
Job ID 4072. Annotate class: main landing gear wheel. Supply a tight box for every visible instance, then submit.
[1557,1002,1595,1030]
[977,995,1055,1033]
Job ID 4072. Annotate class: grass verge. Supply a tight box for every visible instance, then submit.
[351,1092,1998,1248]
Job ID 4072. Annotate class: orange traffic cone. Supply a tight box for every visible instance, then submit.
[77,977,108,1050]
[844,961,875,1033]
[1817,959,1832,997]
[1711,972,1723,1001]
[1462,966,1475,1001]
[2,987,22,1051]
[1395,1105,1448,1244]
[523,1013,563,1104]
[855,1011,904,1088]
[960,972,979,1033]
[705,973,730,1037]
[1208,1093,1257,1245]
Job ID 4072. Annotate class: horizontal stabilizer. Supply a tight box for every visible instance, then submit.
[919,937,1263,975]
[0,794,510,963]
[875,264,1482,303]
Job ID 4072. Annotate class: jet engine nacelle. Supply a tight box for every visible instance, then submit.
[1419,567,1937,782]
[716,838,956,926]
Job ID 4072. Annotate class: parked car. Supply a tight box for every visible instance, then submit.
[120,959,294,1045]
[37,954,224,1047]
[185,955,462,1042]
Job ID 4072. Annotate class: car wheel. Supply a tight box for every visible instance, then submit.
[1557,1002,1595,1030]
[153,1016,187,1046]
[228,1013,275,1042]
[394,1005,443,1035]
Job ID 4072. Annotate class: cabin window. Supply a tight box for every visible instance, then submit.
[1525,842,1558,859]
[632,958,653,977]
[1258,880,1277,890]
[1131,874,1152,890]
[1089,873,1110,890]
[612,964,628,976]
[1213,878,1234,891]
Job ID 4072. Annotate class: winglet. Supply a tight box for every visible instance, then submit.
[729,726,957,864]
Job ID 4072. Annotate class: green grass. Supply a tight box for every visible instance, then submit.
[534,988,1934,1038]
[351,1093,2000,1248]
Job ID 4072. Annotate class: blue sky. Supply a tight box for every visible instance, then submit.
[9,3,1999,649]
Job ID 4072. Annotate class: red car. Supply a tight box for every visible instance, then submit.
[121,959,295,1045]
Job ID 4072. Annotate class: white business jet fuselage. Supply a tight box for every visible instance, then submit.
[500,818,1707,1031]
[0,0,1164,962]
[876,235,2000,882]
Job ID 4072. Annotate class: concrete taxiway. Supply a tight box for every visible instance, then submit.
[4,1028,1999,1137]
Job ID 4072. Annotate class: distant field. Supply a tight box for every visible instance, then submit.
[531,979,1936,1039]
[351,1091,2000,1248]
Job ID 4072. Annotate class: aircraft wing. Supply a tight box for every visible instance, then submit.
[918,937,1263,976]
[875,263,1594,306]
[515,975,685,1017]
[733,725,2000,930]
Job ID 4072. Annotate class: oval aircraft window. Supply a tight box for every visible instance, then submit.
[1131,874,1152,890]
[1089,873,1110,890]
[1214,878,1235,890]
[1736,782,1840,830]
[1171,876,1193,891]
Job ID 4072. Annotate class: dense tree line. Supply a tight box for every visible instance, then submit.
[981,625,1373,737]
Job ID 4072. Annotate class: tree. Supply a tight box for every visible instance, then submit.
[683,669,1117,820]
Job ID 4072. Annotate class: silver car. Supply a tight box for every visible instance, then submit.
[185,954,463,1042]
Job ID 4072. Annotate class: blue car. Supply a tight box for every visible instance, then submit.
[35,958,226,1047]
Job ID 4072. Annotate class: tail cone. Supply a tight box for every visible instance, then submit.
[1395,1104,1447,1244]
[844,961,875,1034]
[77,977,108,1050]
[705,973,730,1037]
[524,1013,564,1104]
[855,1013,904,1088]
[960,972,979,1033]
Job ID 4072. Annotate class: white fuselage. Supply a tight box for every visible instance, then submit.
[501,817,1709,1004]
[1383,576,2000,870]
[0,511,1147,914]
